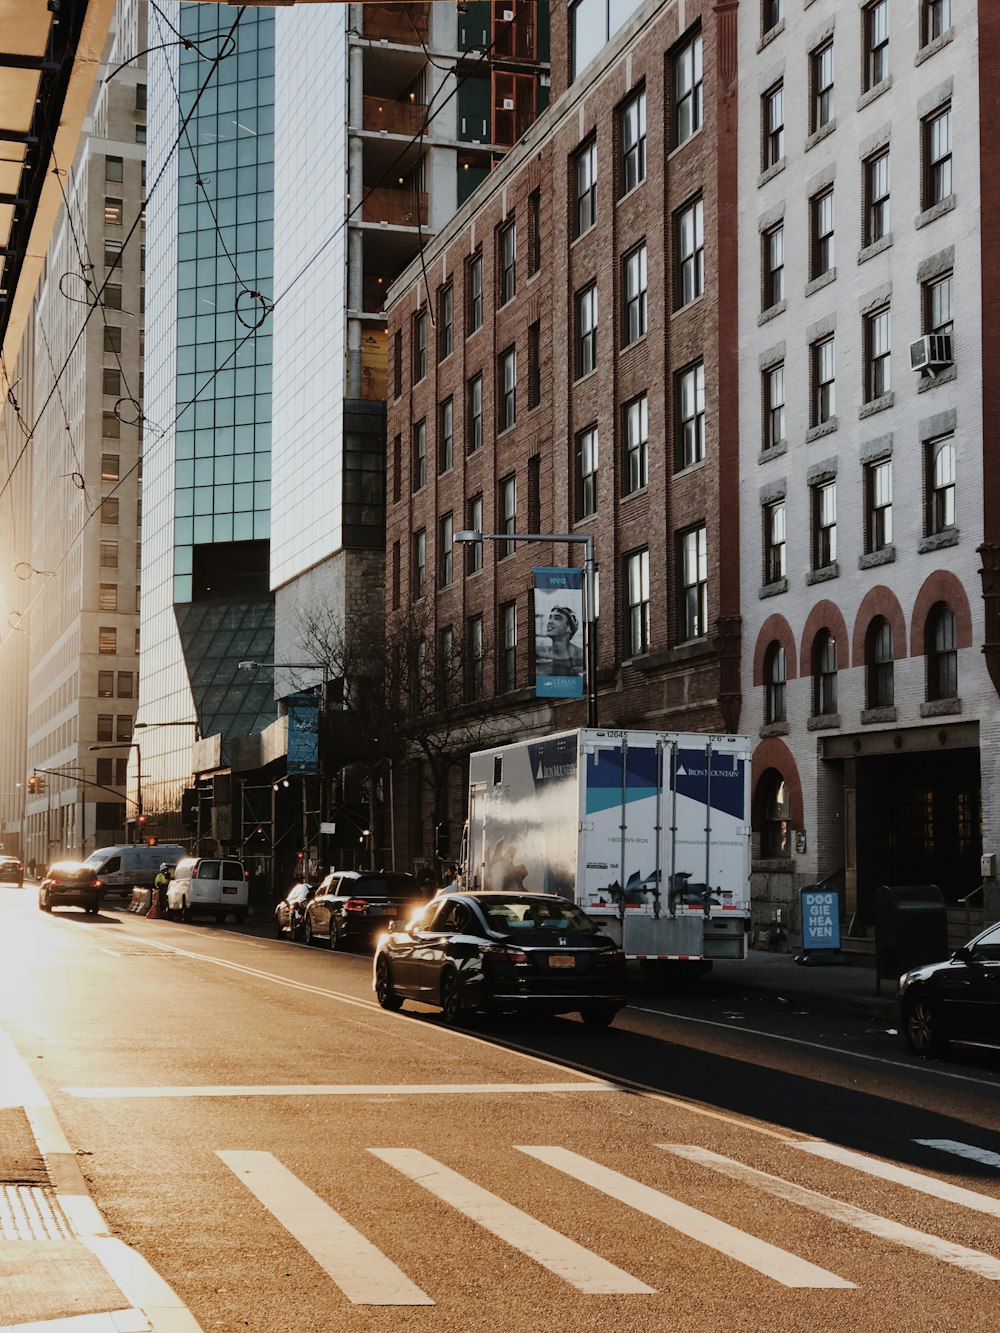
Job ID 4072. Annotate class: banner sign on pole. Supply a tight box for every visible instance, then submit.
[287,692,320,776]
[533,567,585,699]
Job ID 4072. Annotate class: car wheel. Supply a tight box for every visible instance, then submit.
[86,902,99,915]
[580,1005,616,1029]
[440,969,465,1025]
[328,917,343,951]
[902,990,947,1057]
[375,956,404,1011]
[303,914,315,946]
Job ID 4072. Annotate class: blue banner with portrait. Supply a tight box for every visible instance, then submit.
[287,691,320,776]
[533,567,585,699]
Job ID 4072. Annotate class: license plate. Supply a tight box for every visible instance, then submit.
[548,955,575,969]
[222,886,237,895]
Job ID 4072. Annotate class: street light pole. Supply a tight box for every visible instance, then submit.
[454,529,598,727]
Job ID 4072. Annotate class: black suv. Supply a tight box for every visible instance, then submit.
[39,861,106,914]
[302,871,425,950]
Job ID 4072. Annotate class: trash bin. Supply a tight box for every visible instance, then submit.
[873,884,948,992]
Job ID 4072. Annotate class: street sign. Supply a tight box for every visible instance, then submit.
[800,889,840,952]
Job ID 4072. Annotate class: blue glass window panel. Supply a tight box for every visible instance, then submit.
[214,514,234,542]
[234,427,254,454]
[174,574,193,602]
[194,458,213,485]
[174,547,193,575]
[235,396,255,425]
[215,455,234,484]
[254,481,269,509]
[175,489,194,517]
[194,401,214,429]
[175,459,194,488]
[176,433,195,459]
[214,484,234,512]
[193,516,213,543]
[194,432,215,457]
[253,453,270,480]
[234,483,254,511]
[175,518,193,545]
[214,428,234,455]
[215,398,235,427]
[253,512,268,540]
[234,454,254,482]
[234,513,253,541]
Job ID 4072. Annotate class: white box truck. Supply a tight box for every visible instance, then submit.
[464,728,752,963]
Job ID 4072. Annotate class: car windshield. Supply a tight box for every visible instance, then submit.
[482,898,597,935]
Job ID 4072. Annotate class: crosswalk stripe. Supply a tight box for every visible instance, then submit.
[660,1144,1000,1280]
[517,1146,852,1290]
[369,1148,653,1295]
[217,1151,434,1306]
[915,1139,1000,1171]
[792,1141,1000,1217]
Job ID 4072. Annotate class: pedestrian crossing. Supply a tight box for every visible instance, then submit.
[216,1136,1000,1307]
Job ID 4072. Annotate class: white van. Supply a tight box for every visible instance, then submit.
[167,856,249,924]
[80,844,188,900]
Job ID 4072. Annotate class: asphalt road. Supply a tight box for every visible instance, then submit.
[1,886,998,1332]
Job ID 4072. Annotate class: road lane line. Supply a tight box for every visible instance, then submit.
[369,1148,653,1295]
[660,1144,1000,1280]
[217,1151,433,1307]
[518,1146,852,1289]
[792,1141,1000,1215]
[65,1080,622,1099]
[915,1140,1000,1171]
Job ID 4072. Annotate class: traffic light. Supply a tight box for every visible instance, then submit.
[26,775,45,794]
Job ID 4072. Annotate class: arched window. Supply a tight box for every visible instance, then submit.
[865,616,893,707]
[764,642,786,723]
[926,602,957,700]
[759,769,790,857]
[812,630,837,716]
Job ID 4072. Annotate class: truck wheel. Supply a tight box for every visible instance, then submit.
[375,957,404,1011]
[580,1006,616,1028]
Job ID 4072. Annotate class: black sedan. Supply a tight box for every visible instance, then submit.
[303,871,423,950]
[373,891,628,1027]
[898,920,1000,1057]
[38,861,106,914]
[0,857,23,885]
[273,882,315,940]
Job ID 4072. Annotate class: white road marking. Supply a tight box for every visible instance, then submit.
[660,1144,1000,1280]
[915,1139,1000,1171]
[217,1151,433,1306]
[369,1147,653,1295]
[65,1080,621,1099]
[792,1141,1000,1216]
[518,1145,852,1289]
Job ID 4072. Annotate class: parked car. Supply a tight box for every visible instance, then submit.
[38,861,106,915]
[274,881,316,940]
[0,856,23,885]
[373,890,629,1027]
[302,870,423,950]
[166,856,249,924]
[898,920,1000,1057]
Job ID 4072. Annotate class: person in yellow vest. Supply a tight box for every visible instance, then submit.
[154,863,171,913]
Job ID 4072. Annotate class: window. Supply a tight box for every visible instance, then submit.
[623,394,648,494]
[104,239,122,270]
[499,476,516,558]
[499,602,517,692]
[674,32,703,146]
[412,530,426,599]
[136,82,147,111]
[528,321,541,409]
[810,41,834,133]
[105,155,123,182]
[102,411,120,439]
[762,223,784,309]
[468,251,483,332]
[528,454,541,532]
[762,0,782,34]
[467,495,483,573]
[392,541,400,609]
[575,425,598,519]
[760,771,791,856]
[439,513,454,588]
[575,283,598,378]
[622,244,647,345]
[99,583,118,611]
[922,0,951,45]
[865,458,892,551]
[528,189,541,274]
[116,715,132,742]
[101,498,119,525]
[104,284,122,311]
[439,398,453,473]
[923,271,953,337]
[676,198,704,307]
[467,374,483,453]
[764,643,787,724]
[864,305,891,401]
[864,0,889,89]
[621,89,646,194]
[679,525,708,641]
[412,420,426,491]
[574,140,597,237]
[762,83,784,170]
[413,311,427,381]
[498,347,516,432]
[104,197,122,226]
[96,758,113,787]
[864,149,890,246]
[99,626,117,655]
[97,714,113,742]
[392,331,402,398]
[498,219,516,304]
[115,758,128,787]
[98,671,114,698]
[923,104,952,208]
[866,617,894,708]
[811,335,835,425]
[438,285,453,361]
[926,604,957,699]
[467,615,484,700]
[763,362,785,448]
[437,626,454,707]
[118,670,134,698]
[391,434,401,503]
[813,630,838,715]
[763,499,786,583]
[925,433,955,534]
[812,480,837,568]
[100,540,118,568]
[103,326,122,355]
[676,361,706,469]
[625,549,650,657]
[810,188,834,279]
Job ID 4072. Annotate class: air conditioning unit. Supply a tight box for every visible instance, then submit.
[502,97,515,110]
[910,333,953,372]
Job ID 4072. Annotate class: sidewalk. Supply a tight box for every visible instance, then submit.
[707,944,898,1023]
